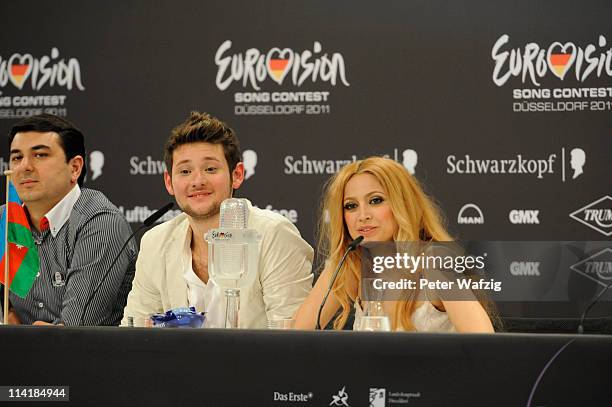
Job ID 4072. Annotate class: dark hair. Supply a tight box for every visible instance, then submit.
[9,113,87,186]
[164,111,241,175]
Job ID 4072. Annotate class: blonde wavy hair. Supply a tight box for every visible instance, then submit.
[318,156,453,330]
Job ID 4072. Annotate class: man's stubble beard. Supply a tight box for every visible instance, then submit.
[181,200,221,221]
[176,179,234,221]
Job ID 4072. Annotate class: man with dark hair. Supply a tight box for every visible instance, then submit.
[6,113,136,325]
[122,112,313,327]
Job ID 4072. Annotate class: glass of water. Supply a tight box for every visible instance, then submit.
[267,317,295,329]
[355,301,391,332]
[358,315,392,332]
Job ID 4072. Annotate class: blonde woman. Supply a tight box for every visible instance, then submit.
[294,157,495,332]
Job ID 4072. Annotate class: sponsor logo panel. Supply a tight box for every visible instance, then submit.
[118,205,182,225]
[510,261,541,276]
[570,248,612,287]
[89,150,105,181]
[369,387,422,406]
[446,147,586,181]
[569,196,612,237]
[509,210,540,225]
[284,148,417,175]
[329,386,350,407]
[457,203,485,225]
[273,390,313,403]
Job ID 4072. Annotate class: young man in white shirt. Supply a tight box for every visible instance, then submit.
[122,111,313,327]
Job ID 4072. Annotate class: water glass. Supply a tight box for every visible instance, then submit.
[358,315,391,332]
[267,317,295,329]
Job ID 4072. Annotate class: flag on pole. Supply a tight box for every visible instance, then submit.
[0,181,39,298]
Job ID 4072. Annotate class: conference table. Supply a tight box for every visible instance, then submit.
[0,326,610,406]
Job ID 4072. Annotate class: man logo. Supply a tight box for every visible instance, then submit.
[369,388,385,407]
[570,248,612,288]
[569,148,586,180]
[457,204,484,225]
[510,261,540,276]
[569,196,612,237]
[243,149,258,180]
[401,149,418,175]
[509,210,540,224]
[89,150,105,181]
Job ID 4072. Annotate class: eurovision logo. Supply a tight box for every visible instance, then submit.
[215,40,350,91]
[492,35,612,87]
[569,196,612,237]
[0,48,85,91]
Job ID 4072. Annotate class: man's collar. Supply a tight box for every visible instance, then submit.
[43,184,81,237]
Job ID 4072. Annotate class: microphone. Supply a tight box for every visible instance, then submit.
[78,202,174,325]
[315,236,364,330]
[577,280,612,334]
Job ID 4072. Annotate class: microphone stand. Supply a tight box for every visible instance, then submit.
[316,236,364,330]
[78,202,174,325]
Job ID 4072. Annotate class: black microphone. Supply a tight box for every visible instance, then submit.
[78,202,174,325]
[315,236,364,330]
[577,280,612,334]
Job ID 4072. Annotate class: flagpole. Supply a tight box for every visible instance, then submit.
[3,170,12,324]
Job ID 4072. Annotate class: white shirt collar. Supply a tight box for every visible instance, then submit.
[44,184,81,237]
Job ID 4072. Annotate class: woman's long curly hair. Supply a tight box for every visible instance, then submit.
[318,157,456,330]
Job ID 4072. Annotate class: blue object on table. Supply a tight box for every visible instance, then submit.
[150,307,206,328]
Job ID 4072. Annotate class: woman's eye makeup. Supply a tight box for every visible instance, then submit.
[343,202,357,210]
[370,196,384,205]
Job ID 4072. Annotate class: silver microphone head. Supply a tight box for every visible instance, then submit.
[220,198,248,229]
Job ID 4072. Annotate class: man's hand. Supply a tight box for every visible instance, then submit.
[7,310,21,325]
[33,320,63,326]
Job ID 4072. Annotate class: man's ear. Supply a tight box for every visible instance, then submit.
[164,170,175,195]
[69,155,84,184]
[232,162,245,190]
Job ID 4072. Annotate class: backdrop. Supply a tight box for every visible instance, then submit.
[1,0,611,318]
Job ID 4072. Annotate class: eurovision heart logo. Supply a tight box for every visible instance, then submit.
[546,42,577,80]
[8,54,34,89]
[266,48,294,84]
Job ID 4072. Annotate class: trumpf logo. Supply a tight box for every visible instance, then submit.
[570,248,612,287]
[509,210,540,225]
[457,203,485,225]
[569,196,612,237]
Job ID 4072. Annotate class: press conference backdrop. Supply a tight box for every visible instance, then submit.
[1,1,610,318]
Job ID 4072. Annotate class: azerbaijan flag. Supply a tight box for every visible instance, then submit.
[0,181,39,298]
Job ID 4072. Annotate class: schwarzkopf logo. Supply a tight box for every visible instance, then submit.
[570,248,612,288]
[569,196,612,237]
